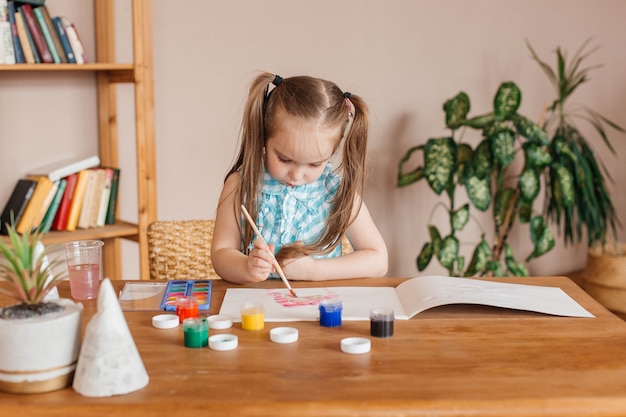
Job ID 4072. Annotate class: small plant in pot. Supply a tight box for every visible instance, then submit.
[0,222,83,394]
[397,40,624,277]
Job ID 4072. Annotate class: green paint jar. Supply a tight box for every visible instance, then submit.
[182,317,208,348]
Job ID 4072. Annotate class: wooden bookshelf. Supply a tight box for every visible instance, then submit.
[0,0,156,280]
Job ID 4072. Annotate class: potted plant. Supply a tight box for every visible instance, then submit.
[0,223,83,394]
[397,40,624,278]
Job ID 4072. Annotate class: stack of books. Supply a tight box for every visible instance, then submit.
[0,156,121,236]
[0,0,87,65]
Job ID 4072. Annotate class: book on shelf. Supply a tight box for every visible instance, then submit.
[65,169,89,232]
[0,178,36,235]
[0,0,15,65]
[28,155,100,182]
[86,168,106,228]
[51,15,74,63]
[60,16,84,64]
[33,5,62,63]
[29,177,58,229]
[6,1,24,64]
[14,9,35,63]
[38,178,66,234]
[51,172,78,231]
[16,175,54,234]
[95,167,114,227]
[219,276,594,322]
[77,169,98,230]
[18,3,51,63]
[105,167,120,225]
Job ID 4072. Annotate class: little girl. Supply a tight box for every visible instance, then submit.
[212,72,388,283]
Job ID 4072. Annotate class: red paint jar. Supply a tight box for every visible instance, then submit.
[176,296,199,323]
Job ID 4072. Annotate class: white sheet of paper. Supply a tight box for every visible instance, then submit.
[219,276,594,322]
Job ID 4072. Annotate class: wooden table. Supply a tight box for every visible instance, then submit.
[2,276,626,417]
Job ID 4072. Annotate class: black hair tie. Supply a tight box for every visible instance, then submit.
[343,92,352,99]
[272,75,283,86]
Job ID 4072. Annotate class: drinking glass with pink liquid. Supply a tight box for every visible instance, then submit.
[64,240,104,300]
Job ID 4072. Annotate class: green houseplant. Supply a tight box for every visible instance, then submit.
[0,223,83,394]
[0,224,65,316]
[397,40,624,277]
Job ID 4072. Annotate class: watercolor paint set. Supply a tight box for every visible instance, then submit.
[160,280,212,312]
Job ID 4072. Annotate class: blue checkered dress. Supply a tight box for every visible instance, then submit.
[246,163,343,259]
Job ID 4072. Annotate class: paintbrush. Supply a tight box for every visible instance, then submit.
[240,204,298,298]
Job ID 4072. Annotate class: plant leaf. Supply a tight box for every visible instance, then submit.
[490,128,516,168]
[578,106,625,154]
[527,216,556,261]
[523,142,552,168]
[511,113,549,145]
[417,242,434,271]
[455,143,473,179]
[397,145,425,187]
[518,198,533,223]
[463,113,495,129]
[519,168,540,201]
[465,175,492,211]
[444,92,470,129]
[450,204,470,232]
[428,225,442,255]
[424,137,456,195]
[526,40,558,91]
[504,244,529,276]
[464,236,492,277]
[493,188,516,229]
[552,162,576,208]
[471,139,493,179]
[437,235,460,273]
[486,260,504,277]
[493,82,521,121]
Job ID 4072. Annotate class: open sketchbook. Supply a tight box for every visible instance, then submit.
[219,276,594,322]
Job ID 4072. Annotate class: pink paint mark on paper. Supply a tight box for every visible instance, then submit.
[269,288,338,308]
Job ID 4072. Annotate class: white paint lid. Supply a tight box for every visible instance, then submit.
[207,314,233,329]
[209,334,238,351]
[341,337,371,354]
[270,327,299,344]
[152,314,179,329]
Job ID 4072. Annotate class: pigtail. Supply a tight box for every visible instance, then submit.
[341,94,368,207]
[226,72,277,253]
[323,94,369,251]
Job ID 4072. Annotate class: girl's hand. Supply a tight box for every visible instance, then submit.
[246,239,276,282]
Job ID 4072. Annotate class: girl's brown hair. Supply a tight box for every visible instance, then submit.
[225,72,369,261]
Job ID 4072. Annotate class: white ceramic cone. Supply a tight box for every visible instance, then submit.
[73,278,149,397]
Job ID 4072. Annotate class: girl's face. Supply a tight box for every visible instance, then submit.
[265,108,341,187]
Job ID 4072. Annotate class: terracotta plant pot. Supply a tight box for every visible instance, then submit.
[581,244,626,314]
[0,299,83,394]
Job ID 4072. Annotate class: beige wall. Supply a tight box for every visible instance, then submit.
[1,0,625,279]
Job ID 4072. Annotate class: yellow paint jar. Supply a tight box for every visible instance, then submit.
[241,302,264,330]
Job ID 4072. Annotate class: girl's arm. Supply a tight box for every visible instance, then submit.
[211,174,276,283]
[282,196,388,281]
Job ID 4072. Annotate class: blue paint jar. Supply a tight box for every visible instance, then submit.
[319,299,342,327]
